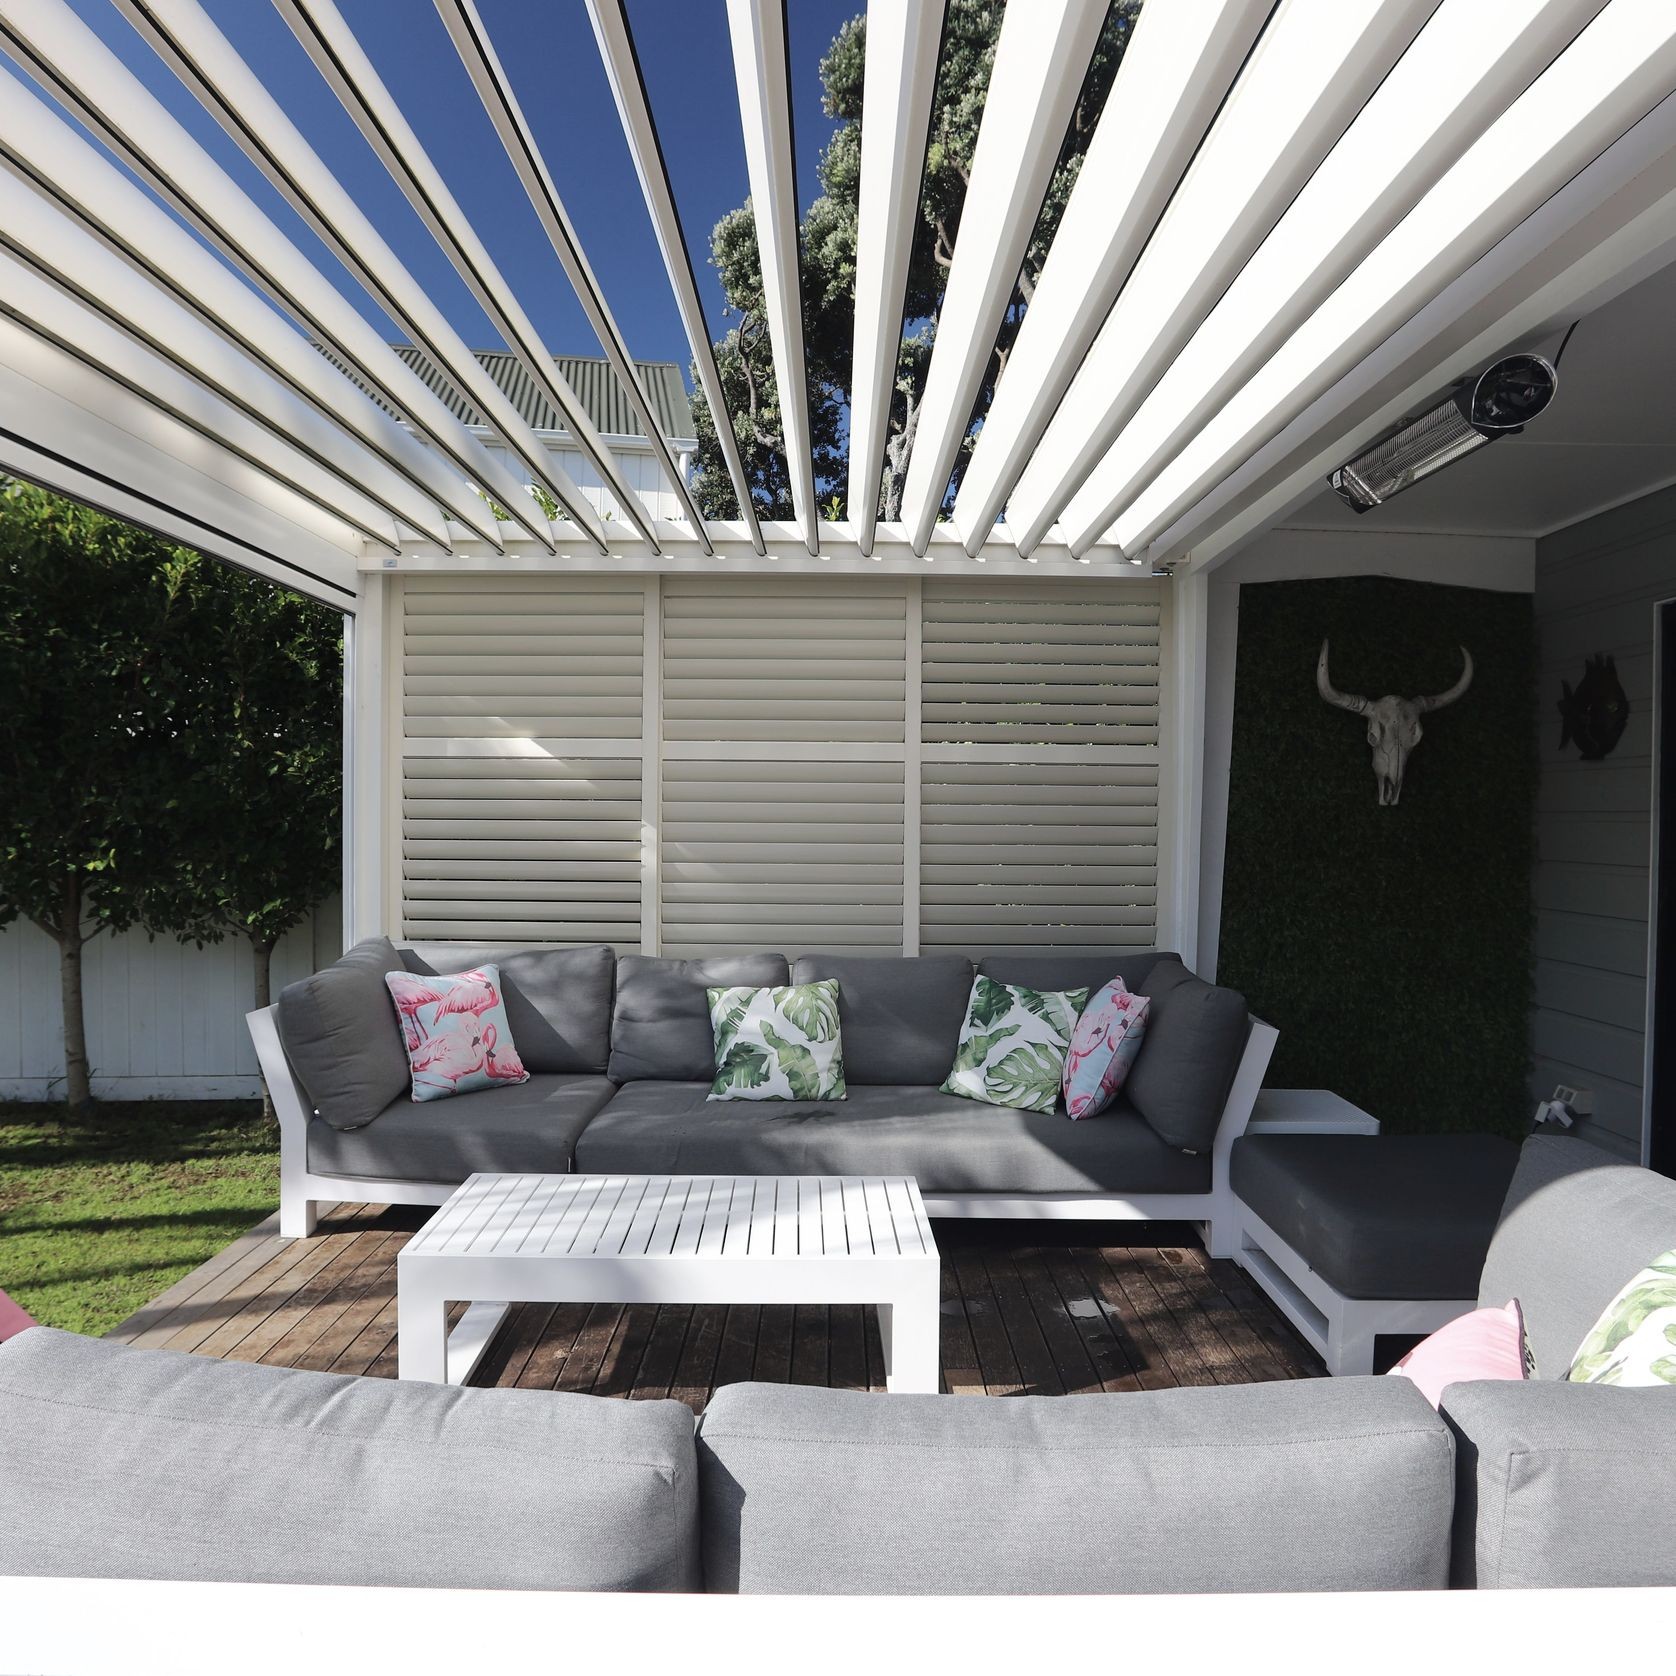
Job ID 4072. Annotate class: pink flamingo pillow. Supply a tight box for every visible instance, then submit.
[1062,978,1150,1121]
[384,964,529,1102]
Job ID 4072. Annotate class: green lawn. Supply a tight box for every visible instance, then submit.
[0,1101,279,1337]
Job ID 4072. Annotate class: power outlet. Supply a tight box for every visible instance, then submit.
[1551,1084,1595,1117]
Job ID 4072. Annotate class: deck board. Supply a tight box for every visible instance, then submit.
[105,1204,1325,1406]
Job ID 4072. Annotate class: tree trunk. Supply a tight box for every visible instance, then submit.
[55,875,91,1109]
[250,933,277,1122]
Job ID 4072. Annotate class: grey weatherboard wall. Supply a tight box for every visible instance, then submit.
[1533,482,1676,1160]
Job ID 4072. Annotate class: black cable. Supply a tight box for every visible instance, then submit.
[1553,318,1581,367]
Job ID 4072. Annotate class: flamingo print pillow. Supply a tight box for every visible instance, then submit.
[384,964,529,1102]
[1061,978,1150,1121]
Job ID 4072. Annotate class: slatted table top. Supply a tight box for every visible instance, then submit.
[402,1174,936,1265]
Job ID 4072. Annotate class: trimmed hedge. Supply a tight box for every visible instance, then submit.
[1218,576,1535,1138]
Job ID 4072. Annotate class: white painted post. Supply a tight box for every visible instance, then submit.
[345,571,389,945]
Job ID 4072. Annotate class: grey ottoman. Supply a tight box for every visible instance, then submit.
[1229,1133,1520,1375]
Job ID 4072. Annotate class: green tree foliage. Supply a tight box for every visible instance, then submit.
[691,0,1141,524]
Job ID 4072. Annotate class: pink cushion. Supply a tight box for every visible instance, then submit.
[1061,978,1151,1121]
[1387,1300,1528,1408]
[0,1288,37,1344]
[384,964,529,1101]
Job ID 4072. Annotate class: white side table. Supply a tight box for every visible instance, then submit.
[1246,1089,1380,1137]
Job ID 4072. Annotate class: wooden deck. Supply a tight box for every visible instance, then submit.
[105,1202,1324,1405]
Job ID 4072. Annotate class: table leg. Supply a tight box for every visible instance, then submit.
[397,1279,448,1383]
[880,1265,941,1394]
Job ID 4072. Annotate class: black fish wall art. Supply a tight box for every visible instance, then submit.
[1558,654,1630,760]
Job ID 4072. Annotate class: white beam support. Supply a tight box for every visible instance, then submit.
[951,0,1270,556]
[899,0,1109,555]
[726,0,819,556]
[269,0,658,551]
[848,0,944,556]
[433,0,711,551]
[1120,0,1676,560]
[1005,0,1432,556]
[584,0,765,554]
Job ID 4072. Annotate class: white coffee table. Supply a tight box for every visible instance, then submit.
[397,1173,942,1393]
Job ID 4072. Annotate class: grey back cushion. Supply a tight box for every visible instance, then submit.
[1478,1134,1676,1378]
[791,953,973,1083]
[401,943,615,1075]
[609,953,789,1082]
[1125,958,1250,1153]
[1442,1380,1676,1587]
[697,1378,1453,1595]
[276,935,410,1131]
[0,1327,700,1592]
[977,951,1169,996]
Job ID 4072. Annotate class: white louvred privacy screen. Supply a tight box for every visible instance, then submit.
[397,574,1165,954]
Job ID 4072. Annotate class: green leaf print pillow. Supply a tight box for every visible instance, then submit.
[1567,1248,1676,1386]
[706,980,846,1102]
[941,974,1089,1115]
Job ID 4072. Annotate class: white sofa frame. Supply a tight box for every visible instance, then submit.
[247,1005,1278,1254]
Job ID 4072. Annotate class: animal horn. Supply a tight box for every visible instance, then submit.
[1415,646,1473,713]
[1316,639,1370,714]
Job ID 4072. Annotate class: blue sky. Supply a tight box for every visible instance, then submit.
[44,0,862,381]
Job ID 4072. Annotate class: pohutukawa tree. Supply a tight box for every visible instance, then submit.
[690,0,1141,524]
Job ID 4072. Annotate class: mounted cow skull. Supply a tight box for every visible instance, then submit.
[1317,640,1474,806]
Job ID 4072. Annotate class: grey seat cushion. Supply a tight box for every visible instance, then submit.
[0,1326,699,1591]
[1442,1379,1676,1587]
[399,943,615,1075]
[790,953,972,1084]
[1231,1134,1519,1300]
[608,953,789,1082]
[277,935,411,1131]
[308,1073,616,1183]
[1477,1134,1676,1378]
[697,1378,1453,1595]
[1124,958,1250,1153]
[576,1081,1210,1194]
[978,951,1169,995]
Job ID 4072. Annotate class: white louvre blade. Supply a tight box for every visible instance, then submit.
[848,0,945,556]
[584,0,765,554]
[951,0,1270,557]
[1004,0,1432,555]
[726,0,819,556]
[897,0,1109,555]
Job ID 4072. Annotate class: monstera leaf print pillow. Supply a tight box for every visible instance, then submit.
[941,975,1090,1115]
[1567,1249,1676,1386]
[706,980,847,1102]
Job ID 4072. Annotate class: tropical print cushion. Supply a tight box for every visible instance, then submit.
[1567,1248,1676,1386]
[384,964,529,1102]
[1062,978,1150,1121]
[706,980,846,1102]
[941,975,1090,1115]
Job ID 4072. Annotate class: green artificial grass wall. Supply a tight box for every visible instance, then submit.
[1217,576,1535,1138]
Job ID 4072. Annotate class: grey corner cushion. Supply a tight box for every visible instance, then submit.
[276,935,410,1131]
[1442,1379,1676,1588]
[1125,957,1250,1153]
[0,1327,700,1592]
[790,953,973,1084]
[608,953,790,1082]
[400,943,615,1075]
[696,1378,1453,1595]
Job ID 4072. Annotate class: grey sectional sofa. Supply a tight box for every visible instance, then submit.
[250,939,1276,1253]
[2,1135,1670,1594]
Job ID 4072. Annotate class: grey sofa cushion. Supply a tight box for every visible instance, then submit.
[1478,1134,1676,1378]
[576,1080,1210,1194]
[277,935,410,1131]
[0,1326,699,1591]
[790,953,972,1084]
[1441,1379,1676,1587]
[1231,1134,1518,1300]
[608,953,789,1082]
[400,943,615,1075]
[978,951,1169,996]
[697,1378,1453,1594]
[307,1073,617,1183]
[1125,958,1250,1153]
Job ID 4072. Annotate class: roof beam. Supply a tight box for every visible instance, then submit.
[950,0,1270,557]
[898,0,1109,555]
[583,0,764,553]
[847,0,944,556]
[433,0,711,552]
[1004,0,1433,556]
[725,0,818,556]
[1118,0,1676,562]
